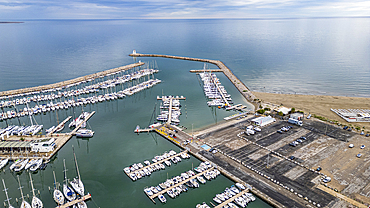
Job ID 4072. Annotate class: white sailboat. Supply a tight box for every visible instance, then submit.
[77,201,88,208]
[17,175,31,208]
[2,179,14,208]
[63,159,76,201]
[70,146,85,196]
[52,171,64,205]
[29,173,43,208]
[0,157,9,170]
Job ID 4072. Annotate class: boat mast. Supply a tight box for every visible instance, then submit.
[63,159,68,185]
[52,171,58,190]
[29,172,36,197]
[17,175,25,202]
[72,146,81,181]
[2,179,12,207]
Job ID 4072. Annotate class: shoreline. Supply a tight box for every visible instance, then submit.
[253,91,370,130]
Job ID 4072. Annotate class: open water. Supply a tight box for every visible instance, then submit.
[0,18,369,207]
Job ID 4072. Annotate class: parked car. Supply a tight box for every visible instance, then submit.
[366,133,370,137]
[343,126,348,130]
[348,128,352,131]
[296,139,303,143]
[300,136,307,140]
[361,145,365,149]
[357,153,362,158]
[316,167,322,171]
[289,142,297,147]
[323,177,331,183]
[277,130,283,134]
[360,131,365,135]
[349,144,354,148]
[289,156,295,160]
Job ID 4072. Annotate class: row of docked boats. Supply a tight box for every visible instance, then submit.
[198,183,255,208]
[0,78,161,122]
[199,71,233,107]
[156,96,184,125]
[0,125,43,138]
[0,68,159,108]
[52,149,87,208]
[9,158,44,172]
[146,161,220,203]
[2,174,43,208]
[124,150,190,181]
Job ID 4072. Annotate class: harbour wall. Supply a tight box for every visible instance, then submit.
[129,53,257,111]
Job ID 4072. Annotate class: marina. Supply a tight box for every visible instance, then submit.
[129,52,257,107]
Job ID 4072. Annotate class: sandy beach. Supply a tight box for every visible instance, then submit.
[253,91,370,131]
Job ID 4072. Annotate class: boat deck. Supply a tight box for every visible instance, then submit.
[56,194,91,208]
[148,166,215,203]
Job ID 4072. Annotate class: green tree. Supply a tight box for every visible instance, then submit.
[291,108,295,113]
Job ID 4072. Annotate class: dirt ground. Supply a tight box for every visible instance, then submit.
[253,91,370,131]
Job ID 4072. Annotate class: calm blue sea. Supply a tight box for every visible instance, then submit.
[0,18,369,208]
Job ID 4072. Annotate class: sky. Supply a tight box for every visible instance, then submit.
[1,0,370,20]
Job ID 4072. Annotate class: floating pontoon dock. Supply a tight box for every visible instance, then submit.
[148,167,215,203]
[56,194,91,208]
[214,189,250,208]
[124,150,188,179]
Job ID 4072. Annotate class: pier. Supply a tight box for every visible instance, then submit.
[70,111,96,135]
[56,194,91,208]
[214,189,250,208]
[148,167,215,203]
[156,95,186,124]
[130,53,256,108]
[0,62,144,97]
[47,116,72,135]
[189,69,223,73]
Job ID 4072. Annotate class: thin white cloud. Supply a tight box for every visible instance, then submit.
[0,0,369,19]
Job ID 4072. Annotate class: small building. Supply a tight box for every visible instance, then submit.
[276,107,291,115]
[251,116,276,127]
[0,141,32,152]
[290,112,304,120]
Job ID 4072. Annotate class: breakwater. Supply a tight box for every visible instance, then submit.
[129,53,256,110]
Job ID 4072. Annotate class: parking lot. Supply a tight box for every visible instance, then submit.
[200,118,370,206]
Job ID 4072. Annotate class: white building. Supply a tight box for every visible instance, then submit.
[30,138,56,153]
[251,116,276,127]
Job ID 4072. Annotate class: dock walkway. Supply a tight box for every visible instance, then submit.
[214,189,249,208]
[56,194,91,208]
[130,53,256,109]
[70,111,95,135]
[148,167,215,203]
[48,116,72,135]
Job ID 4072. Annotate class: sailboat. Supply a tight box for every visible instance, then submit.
[70,146,84,196]
[52,171,64,205]
[17,175,31,208]
[2,179,14,208]
[29,173,43,208]
[77,200,88,208]
[63,159,76,201]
